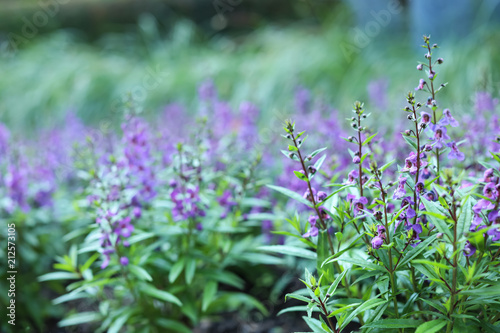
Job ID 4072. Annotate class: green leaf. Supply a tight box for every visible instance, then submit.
[340,298,388,330]
[139,283,182,306]
[313,154,327,171]
[202,281,218,312]
[362,132,378,146]
[421,198,453,241]
[80,253,100,273]
[403,135,418,150]
[317,230,332,280]
[326,270,347,297]
[294,170,309,181]
[129,265,153,281]
[309,147,327,159]
[415,319,447,333]
[396,234,438,269]
[362,319,424,329]
[412,259,451,270]
[185,258,196,285]
[456,197,473,240]
[285,293,311,303]
[155,319,191,333]
[303,316,332,333]
[38,272,81,282]
[58,312,101,327]
[169,258,185,283]
[460,285,500,297]
[327,257,386,272]
[379,159,396,172]
[108,312,131,333]
[258,245,317,260]
[266,184,312,207]
[53,292,89,305]
[127,232,156,245]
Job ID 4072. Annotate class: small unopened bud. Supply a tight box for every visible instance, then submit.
[352,123,357,128]
[297,139,302,145]
[416,64,423,71]
[404,106,411,111]
[424,52,431,59]
[308,165,317,174]
[326,293,331,298]
[317,191,327,201]
[286,134,291,139]
[437,233,443,239]
[404,130,411,136]
[437,58,443,64]
[289,152,295,159]
[407,114,413,120]
[429,72,435,80]
[348,136,355,142]
[432,43,438,48]
[416,102,422,108]
[353,156,361,164]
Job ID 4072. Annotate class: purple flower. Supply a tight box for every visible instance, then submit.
[439,109,459,127]
[345,169,359,185]
[483,183,498,199]
[377,225,386,236]
[353,156,361,164]
[120,257,129,266]
[473,199,495,214]
[420,112,431,125]
[393,176,407,199]
[352,197,368,215]
[407,223,423,240]
[463,241,476,257]
[446,141,465,161]
[415,79,426,91]
[303,215,319,238]
[428,125,450,149]
[402,152,427,175]
[481,169,495,182]
[317,191,327,201]
[304,188,317,202]
[371,236,384,249]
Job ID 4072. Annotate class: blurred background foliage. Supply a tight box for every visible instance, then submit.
[0,0,499,133]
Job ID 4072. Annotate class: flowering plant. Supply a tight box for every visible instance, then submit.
[267,36,500,332]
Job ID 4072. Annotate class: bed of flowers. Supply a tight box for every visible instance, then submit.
[0,35,499,332]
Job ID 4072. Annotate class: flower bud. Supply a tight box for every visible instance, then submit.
[437,58,443,64]
[353,156,361,164]
[436,233,443,239]
[348,136,355,142]
[404,130,411,136]
[308,165,317,174]
[416,64,423,71]
[424,144,433,151]
[317,191,327,201]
